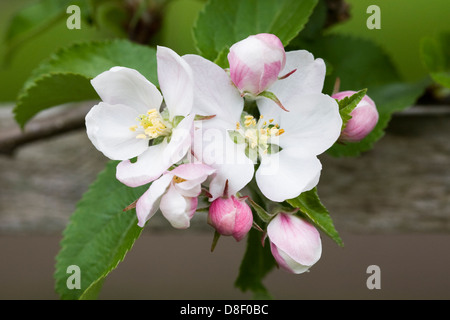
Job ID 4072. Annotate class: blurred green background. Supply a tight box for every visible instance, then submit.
[0,0,449,103]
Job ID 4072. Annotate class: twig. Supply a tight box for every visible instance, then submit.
[0,103,92,156]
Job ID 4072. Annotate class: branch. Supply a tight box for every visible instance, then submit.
[0,103,92,156]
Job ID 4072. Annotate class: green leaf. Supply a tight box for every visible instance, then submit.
[54,161,148,300]
[234,226,276,299]
[287,188,343,247]
[193,0,318,67]
[336,88,367,130]
[420,33,450,88]
[13,39,158,128]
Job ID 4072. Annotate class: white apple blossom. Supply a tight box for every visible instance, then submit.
[85,46,195,188]
[184,52,342,202]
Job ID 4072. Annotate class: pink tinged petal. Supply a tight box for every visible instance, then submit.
[160,184,197,229]
[90,66,162,114]
[267,213,322,274]
[183,54,244,126]
[85,102,149,160]
[255,149,322,202]
[228,34,285,95]
[116,141,171,187]
[332,91,379,143]
[274,93,342,157]
[208,196,253,241]
[135,173,173,227]
[171,163,215,197]
[157,46,194,119]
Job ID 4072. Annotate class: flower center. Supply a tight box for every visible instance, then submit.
[129,109,172,140]
[230,114,284,161]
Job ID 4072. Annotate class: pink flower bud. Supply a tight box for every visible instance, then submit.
[208,195,253,241]
[267,213,322,274]
[332,90,379,143]
[228,33,286,96]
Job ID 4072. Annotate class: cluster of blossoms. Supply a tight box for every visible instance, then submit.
[85,34,378,274]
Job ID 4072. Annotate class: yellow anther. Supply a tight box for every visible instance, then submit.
[269,119,274,123]
[129,125,138,132]
[276,129,285,136]
[236,122,240,130]
[173,176,186,184]
[132,109,171,140]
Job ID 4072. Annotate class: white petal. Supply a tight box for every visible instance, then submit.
[255,149,322,202]
[269,50,326,101]
[116,141,171,187]
[183,54,243,126]
[160,184,195,229]
[171,163,215,197]
[157,46,194,119]
[135,173,173,227]
[199,128,254,200]
[164,113,195,165]
[85,102,148,160]
[91,66,162,114]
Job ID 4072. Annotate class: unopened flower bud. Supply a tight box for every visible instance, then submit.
[333,91,379,143]
[208,195,253,241]
[267,212,322,274]
[228,33,286,96]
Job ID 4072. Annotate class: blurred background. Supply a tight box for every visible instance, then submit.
[0,0,449,299]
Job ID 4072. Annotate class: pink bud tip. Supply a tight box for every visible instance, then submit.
[208,195,253,241]
[332,90,379,143]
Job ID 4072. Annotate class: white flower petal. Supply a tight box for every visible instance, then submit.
[91,66,162,114]
[85,102,149,160]
[273,93,342,157]
[255,149,322,202]
[160,184,195,229]
[116,141,171,187]
[183,54,243,126]
[192,124,254,200]
[164,113,195,165]
[157,46,194,119]
[269,50,326,101]
[135,173,173,227]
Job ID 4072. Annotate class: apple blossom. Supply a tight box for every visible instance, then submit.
[227,33,327,110]
[85,46,195,188]
[184,53,342,202]
[267,212,322,274]
[208,195,253,242]
[135,163,215,229]
[332,91,379,143]
[228,33,286,96]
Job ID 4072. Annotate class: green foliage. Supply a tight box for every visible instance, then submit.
[54,161,148,300]
[13,39,158,127]
[420,33,450,88]
[3,0,91,62]
[193,0,318,67]
[336,88,367,130]
[234,226,276,299]
[287,188,343,247]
